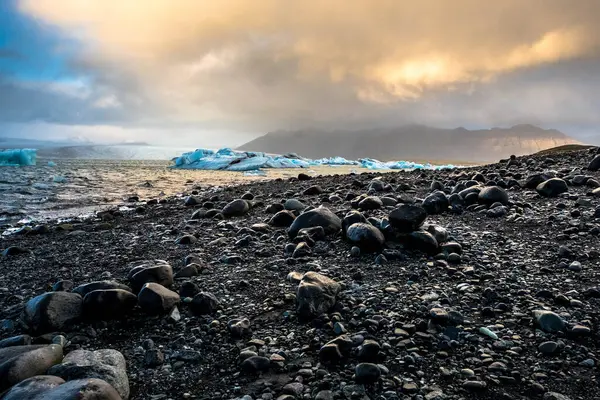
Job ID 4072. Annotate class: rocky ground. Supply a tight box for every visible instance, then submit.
[2,148,600,399]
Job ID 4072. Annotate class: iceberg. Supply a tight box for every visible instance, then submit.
[0,149,37,166]
[172,148,456,171]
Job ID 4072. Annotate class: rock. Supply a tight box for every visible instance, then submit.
[342,210,369,235]
[524,173,551,189]
[144,348,164,367]
[389,205,427,232]
[0,344,64,392]
[345,223,385,252]
[189,292,220,315]
[408,230,439,254]
[422,191,449,214]
[52,280,74,292]
[173,264,199,278]
[2,246,30,257]
[179,281,200,298]
[228,318,251,337]
[73,281,132,297]
[24,292,82,334]
[284,199,306,212]
[297,272,341,318]
[288,207,342,239]
[1,375,65,400]
[355,363,381,384]
[82,289,138,320]
[538,341,559,355]
[128,262,173,293]
[0,335,32,348]
[22,378,122,400]
[240,356,270,373]
[137,283,180,314]
[536,178,568,197]
[176,234,197,245]
[588,154,600,171]
[48,348,129,399]
[269,210,296,227]
[533,310,565,333]
[462,381,487,391]
[543,392,572,400]
[358,339,380,362]
[358,196,383,210]
[298,172,311,181]
[222,199,250,217]
[478,186,509,205]
[292,242,311,258]
[303,185,323,195]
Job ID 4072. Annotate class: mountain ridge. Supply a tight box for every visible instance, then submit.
[238,124,580,163]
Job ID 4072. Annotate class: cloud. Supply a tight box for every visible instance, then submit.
[10,0,600,141]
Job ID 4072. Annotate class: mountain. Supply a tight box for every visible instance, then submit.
[238,124,581,163]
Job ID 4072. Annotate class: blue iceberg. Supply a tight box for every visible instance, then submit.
[0,149,37,166]
[172,148,455,171]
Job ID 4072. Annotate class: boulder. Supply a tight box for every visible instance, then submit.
[128,262,173,293]
[588,154,600,171]
[345,223,385,252]
[24,292,82,334]
[0,344,64,392]
[73,281,132,298]
[48,349,129,399]
[288,207,342,239]
[536,178,568,197]
[268,210,296,227]
[422,191,448,214]
[137,283,180,314]
[222,199,250,217]
[297,272,341,318]
[1,375,65,400]
[82,289,138,320]
[189,292,220,315]
[388,205,427,232]
[478,186,509,206]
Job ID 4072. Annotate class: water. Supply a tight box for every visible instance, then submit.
[0,158,378,224]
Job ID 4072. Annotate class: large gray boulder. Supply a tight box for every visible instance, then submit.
[297,272,341,318]
[536,178,568,197]
[288,207,342,239]
[5,378,122,400]
[1,375,65,400]
[48,349,129,399]
[0,344,64,392]
[345,223,385,252]
[24,292,82,334]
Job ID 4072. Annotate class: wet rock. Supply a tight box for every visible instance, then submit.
[345,223,385,252]
[48,348,128,399]
[536,178,568,197]
[18,378,122,400]
[297,272,341,318]
[342,210,369,235]
[52,280,73,292]
[24,292,82,334]
[284,199,306,212]
[588,154,600,171]
[543,392,572,400]
[137,283,180,314]
[222,199,250,217]
[2,246,31,257]
[176,234,197,245]
[173,264,199,278]
[179,281,200,298]
[538,341,559,355]
[408,230,439,254]
[82,289,138,320]
[288,207,342,239]
[388,205,427,232]
[303,185,324,195]
[0,344,64,392]
[0,335,32,348]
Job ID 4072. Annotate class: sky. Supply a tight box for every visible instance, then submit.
[1,0,599,146]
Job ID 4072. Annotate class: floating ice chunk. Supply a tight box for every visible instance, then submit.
[47,161,57,167]
[243,170,267,176]
[53,176,67,183]
[171,148,457,172]
[0,149,37,166]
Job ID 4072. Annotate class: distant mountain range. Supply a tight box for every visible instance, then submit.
[239,124,581,163]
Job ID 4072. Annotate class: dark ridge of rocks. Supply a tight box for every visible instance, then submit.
[1,147,600,399]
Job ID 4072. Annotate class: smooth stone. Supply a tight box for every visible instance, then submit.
[388,205,427,232]
[137,283,181,314]
[345,223,385,252]
[288,207,342,239]
[297,272,341,319]
[82,289,138,320]
[0,344,64,392]
[73,281,132,297]
[24,292,82,334]
[222,199,250,217]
